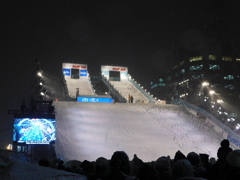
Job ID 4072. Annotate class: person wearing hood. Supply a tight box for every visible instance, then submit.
[88,157,109,180]
[217,139,233,161]
[209,139,233,179]
[187,152,206,178]
[171,159,207,180]
[155,156,172,180]
[103,151,139,180]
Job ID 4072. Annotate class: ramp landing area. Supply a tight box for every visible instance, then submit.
[54,101,223,162]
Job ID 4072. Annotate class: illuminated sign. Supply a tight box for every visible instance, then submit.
[72,65,87,69]
[77,97,113,103]
[80,69,87,77]
[112,67,126,71]
[63,68,70,76]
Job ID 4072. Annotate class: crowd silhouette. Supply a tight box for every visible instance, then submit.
[36,139,240,180]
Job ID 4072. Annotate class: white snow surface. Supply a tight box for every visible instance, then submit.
[110,80,149,103]
[54,102,226,162]
[0,161,87,180]
[64,76,94,97]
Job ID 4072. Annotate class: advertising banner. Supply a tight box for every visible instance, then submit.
[77,97,113,103]
[80,69,87,77]
[101,65,128,72]
[62,63,88,69]
[228,134,240,147]
[63,68,70,76]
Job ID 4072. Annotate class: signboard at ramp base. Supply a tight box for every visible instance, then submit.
[77,97,113,103]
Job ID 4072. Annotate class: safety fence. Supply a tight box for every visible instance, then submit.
[172,99,240,148]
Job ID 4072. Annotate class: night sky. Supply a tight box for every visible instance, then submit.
[1,0,239,148]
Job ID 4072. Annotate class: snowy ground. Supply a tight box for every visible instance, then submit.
[54,102,228,162]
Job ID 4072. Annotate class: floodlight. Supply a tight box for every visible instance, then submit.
[37,72,42,77]
[209,90,215,94]
[202,82,209,86]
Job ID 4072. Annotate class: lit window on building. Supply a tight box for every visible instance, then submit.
[159,83,165,86]
[189,56,203,62]
[222,56,232,61]
[190,65,203,71]
[224,75,234,80]
[209,55,216,60]
[236,58,240,61]
[225,84,234,90]
[209,64,220,70]
[230,113,237,118]
[151,83,158,89]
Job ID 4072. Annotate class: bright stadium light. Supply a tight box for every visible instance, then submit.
[209,90,215,95]
[37,71,43,77]
[202,82,209,86]
[7,144,12,150]
[217,99,224,103]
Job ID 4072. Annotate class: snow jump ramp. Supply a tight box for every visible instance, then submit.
[54,101,224,162]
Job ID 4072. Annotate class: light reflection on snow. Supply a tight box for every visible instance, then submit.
[54,102,230,162]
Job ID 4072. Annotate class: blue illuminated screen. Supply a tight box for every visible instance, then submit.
[63,68,70,76]
[77,97,113,103]
[13,118,56,144]
[80,69,87,76]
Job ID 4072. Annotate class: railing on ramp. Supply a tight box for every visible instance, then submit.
[172,99,240,148]
[127,74,156,103]
[101,74,127,103]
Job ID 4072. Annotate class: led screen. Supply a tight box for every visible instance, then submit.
[13,118,56,144]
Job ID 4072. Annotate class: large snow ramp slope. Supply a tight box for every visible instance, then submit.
[110,80,149,103]
[65,76,94,97]
[54,102,227,162]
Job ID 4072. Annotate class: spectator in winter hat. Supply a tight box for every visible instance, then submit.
[187,152,206,177]
[103,151,139,180]
[136,162,160,180]
[155,156,172,180]
[88,157,109,180]
[174,150,186,164]
[226,149,240,168]
[224,149,240,179]
[217,139,233,161]
[80,160,94,176]
[171,159,194,180]
[110,151,130,174]
[171,159,207,180]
